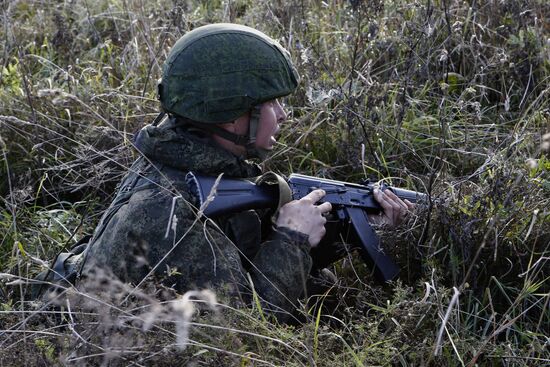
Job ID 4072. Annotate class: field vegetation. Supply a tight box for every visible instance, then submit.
[0,0,549,365]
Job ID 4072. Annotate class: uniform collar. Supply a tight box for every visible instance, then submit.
[134,122,262,178]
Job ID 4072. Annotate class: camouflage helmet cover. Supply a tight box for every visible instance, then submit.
[159,23,300,123]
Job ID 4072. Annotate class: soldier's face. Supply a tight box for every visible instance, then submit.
[255,99,287,151]
[212,99,287,157]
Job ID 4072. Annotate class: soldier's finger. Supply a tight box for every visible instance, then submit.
[385,189,409,211]
[303,189,326,203]
[317,201,332,213]
[374,188,390,209]
[404,199,415,211]
[374,188,395,217]
[310,226,327,247]
[390,200,402,223]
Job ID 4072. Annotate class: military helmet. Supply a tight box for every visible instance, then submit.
[158,23,300,123]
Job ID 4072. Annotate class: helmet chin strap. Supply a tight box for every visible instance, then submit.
[245,105,271,160]
[172,105,270,160]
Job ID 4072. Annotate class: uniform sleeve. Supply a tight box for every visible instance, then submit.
[163,205,313,323]
[248,226,312,323]
[83,188,312,323]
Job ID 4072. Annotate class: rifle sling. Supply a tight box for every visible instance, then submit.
[255,172,292,215]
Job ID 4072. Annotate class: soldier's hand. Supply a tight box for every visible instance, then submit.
[276,189,332,247]
[369,187,415,228]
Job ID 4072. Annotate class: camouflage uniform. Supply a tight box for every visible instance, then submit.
[80,118,312,322]
[76,24,313,322]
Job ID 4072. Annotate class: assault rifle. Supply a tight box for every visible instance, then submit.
[186,172,427,282]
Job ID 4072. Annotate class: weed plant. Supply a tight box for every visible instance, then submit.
[0,0,548,365]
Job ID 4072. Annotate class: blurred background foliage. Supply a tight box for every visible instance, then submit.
[0,0,548,365]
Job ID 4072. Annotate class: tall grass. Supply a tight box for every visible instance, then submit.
[1,0,548,365]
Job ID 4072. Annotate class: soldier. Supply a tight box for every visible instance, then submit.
[75,24,412,322]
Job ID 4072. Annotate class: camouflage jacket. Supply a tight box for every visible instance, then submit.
[80,118,312,321]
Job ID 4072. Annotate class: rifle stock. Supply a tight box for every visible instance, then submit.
[186,173,278,216]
